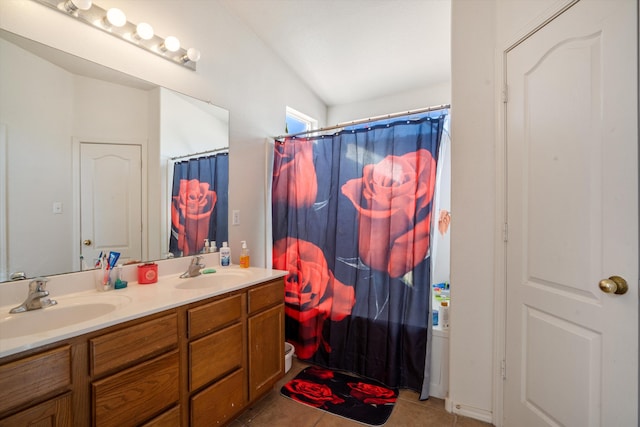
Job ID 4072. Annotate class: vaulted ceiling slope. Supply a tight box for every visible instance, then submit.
[221,0,451,107]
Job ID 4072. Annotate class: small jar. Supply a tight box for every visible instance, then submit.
[137,263,158,284]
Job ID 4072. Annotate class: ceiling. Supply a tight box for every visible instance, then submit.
[221,0,451,107]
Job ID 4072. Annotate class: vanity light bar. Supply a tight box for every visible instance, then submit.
[32,0,200,70]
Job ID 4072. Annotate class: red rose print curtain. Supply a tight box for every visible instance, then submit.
[272,111,447,398]
[170,153,229,257]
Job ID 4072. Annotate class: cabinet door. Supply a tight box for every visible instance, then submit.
[248,304,284,400]
[0,393,72,427]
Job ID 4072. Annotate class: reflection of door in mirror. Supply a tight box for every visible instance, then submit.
[80,142,142,267]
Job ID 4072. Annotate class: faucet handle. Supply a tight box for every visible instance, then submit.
[29,277,50,293]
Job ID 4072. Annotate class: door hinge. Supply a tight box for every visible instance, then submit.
[503,223,508,242]
[502,84,509,103]
[501,359,506,380]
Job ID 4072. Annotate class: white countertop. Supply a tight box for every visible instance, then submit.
[0,254,287,358]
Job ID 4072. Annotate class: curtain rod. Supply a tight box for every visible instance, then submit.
[274,103,450,141]
[170,147,229,161]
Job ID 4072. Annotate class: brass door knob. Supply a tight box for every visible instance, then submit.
[83,239,92,246]
[598,276,628,295]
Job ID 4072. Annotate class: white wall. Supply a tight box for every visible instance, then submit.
[449,0,576,423]
[73,76,149,142]
[328,81,451,124]
[0,37,74,278]
[449,0,497,421]
[0,0,327,268]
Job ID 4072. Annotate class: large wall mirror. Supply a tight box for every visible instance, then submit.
[0,29,229,282]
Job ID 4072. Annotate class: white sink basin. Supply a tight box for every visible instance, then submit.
[174,269,252,290]
[0,294,131,339]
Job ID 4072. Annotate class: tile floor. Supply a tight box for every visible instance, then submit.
[230,358,493,427]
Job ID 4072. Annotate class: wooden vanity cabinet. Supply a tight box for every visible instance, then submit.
[0,276,285,427]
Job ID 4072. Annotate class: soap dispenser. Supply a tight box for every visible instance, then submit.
[219,242,231,266]
[240,241,250,268]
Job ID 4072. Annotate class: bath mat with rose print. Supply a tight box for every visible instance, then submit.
[280,366,398,426]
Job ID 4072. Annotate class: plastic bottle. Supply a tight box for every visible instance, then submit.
[239,241,250,268]
[219,242,231,266]
[202,239,209,254]
[210,240,217,253]
[440,301,450,329]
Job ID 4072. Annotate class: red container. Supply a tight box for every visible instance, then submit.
[137,263,158,284]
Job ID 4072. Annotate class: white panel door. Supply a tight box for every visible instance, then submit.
[80,143,142,265]
[504,1,637,426]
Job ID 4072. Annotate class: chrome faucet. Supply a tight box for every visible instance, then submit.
[180,256,205,278]
[9,277,58,314]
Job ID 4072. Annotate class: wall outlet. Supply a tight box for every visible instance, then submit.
[232,210,240,225]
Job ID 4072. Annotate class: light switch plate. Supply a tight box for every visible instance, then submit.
[232,210,240,225]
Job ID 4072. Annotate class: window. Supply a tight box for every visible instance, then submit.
[286,106,317,135]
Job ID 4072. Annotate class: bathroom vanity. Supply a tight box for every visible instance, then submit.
[0,256,286,427]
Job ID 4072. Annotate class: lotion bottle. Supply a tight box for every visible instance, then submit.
[220,242,231,266]
[440,300,450,329]
[239,241,250,268]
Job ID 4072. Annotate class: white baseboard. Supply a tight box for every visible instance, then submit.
[445,398,493,424]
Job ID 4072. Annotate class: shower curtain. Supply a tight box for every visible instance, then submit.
[272,111,447,397]
[170,153,229,257]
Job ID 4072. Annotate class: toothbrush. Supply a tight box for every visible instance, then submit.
[95,251,103,268]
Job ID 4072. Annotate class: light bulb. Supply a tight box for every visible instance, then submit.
[63,0,92,12]
[105,8,126,28]
[182,47,201,63]
[134,22,154,40]
[161,36,180,53]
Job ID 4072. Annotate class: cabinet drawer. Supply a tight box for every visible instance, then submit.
[0,392,72,427]
[189,323,243,391]
[247,280,284,315]
[140,405,180,427]
[188,294,242,338]
[93,351,179,427]
[90,312,177,377]
[0,346,71,414]
[191,368,244,427]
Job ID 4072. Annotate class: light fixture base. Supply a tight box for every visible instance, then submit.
[32,0,198,70]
